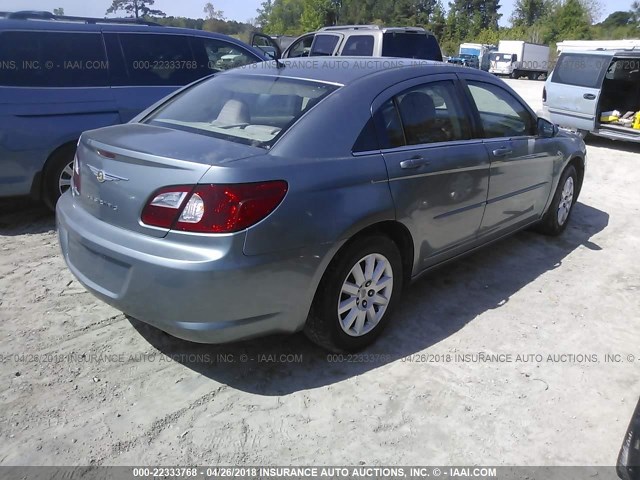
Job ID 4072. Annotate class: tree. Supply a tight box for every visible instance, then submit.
[53,7,65,15]
[204,2,225,20]
[256,0,274,28]
[631,1,640,25]
[300,0,333,31]
[547,0,591,41]
[106,0,165,19]
[510,0,548,27]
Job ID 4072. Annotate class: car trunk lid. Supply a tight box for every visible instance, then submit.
[75,123,264,237]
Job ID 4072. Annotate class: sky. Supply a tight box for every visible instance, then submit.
[0,0,635,26]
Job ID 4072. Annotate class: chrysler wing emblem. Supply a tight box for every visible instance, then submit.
[87,164,129,183]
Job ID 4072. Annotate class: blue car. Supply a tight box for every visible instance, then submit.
[0,11,267,209]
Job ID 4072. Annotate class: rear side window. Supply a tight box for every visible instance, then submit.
[342,35,374,56]
[310,34,340,56]
[382,33,442,61]
[375,81,470,148]
[0,31,108,87]
[117,33,199,86]
[551,53,609,88]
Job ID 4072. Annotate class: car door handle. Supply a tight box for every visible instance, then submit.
[583,93,596,100]
[400,156,430,169]
[492,148,513,157]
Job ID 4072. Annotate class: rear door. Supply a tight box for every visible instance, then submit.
[546,52,611,131]
[373,74,490,267]
[104,32,196,123]
[0,30,117,195]
[105,32,262,123]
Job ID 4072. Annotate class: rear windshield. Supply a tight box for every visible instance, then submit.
[382,32,442,61]
[551,53,609,88]
[145,74,339,148]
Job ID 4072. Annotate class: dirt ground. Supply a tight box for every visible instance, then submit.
[0,79,639,467]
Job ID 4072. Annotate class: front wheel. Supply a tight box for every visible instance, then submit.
[536,164,578,236]
[304,235,403,352]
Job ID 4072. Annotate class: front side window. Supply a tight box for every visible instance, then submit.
[310,34,340,56]
[342,35,374,56]
[376,81,470,148]
[287,35,313,58]
[551,53,608,88]
[192,37,257,74]
[466,81,535,138]
[0,31,108,87]
[145,74,338,147]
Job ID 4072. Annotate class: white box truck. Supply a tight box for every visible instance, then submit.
[489,40,550,80]
[459,42,497,71]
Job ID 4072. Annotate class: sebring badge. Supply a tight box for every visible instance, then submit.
[87,164,129,183]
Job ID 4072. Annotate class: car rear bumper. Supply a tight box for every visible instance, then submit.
[56,192,333,343]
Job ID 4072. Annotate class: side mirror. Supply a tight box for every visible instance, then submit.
[537,117,558,138]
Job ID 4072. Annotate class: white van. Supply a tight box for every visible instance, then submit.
[542,50,640,142]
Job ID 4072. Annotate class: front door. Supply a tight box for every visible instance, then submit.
[372,75,490,269]
[461,78,557,234]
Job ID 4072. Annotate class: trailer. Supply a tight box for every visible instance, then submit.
[489,40,550,80]
[458,42,496,71]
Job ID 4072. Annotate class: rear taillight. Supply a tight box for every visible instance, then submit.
[72,154,81,196]
[542,86,547,103]
[141,181,288,233]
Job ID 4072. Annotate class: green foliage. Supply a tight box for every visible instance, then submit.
[106,0,165,19]
[204,2,225,21]
[53,7,65,15]
[510,0,547,27]
[301,0,334,31]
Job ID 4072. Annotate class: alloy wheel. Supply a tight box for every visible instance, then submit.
[58,160,74,195]
[557,176,574,226]
[337,253,393,337]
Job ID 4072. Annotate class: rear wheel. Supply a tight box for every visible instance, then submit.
[304,235,403,352]
[536,164,578,236]
[42,144,76,211]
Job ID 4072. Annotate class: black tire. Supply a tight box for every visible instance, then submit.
[536,164,578,236]
[42,143,76,211]
[511,70,520,79]
[304,235,403,352]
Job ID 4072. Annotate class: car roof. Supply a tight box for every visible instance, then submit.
[227,57,479,85]
[0,17,269,59]
[561,49,640,57]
